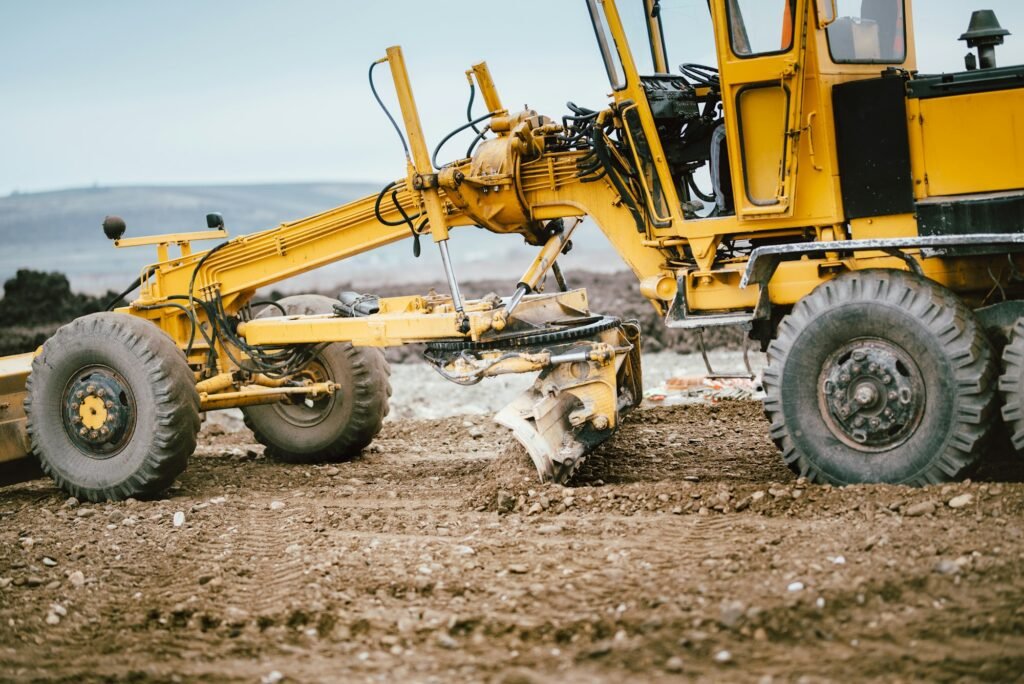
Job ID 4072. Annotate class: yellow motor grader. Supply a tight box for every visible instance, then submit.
[2,0,1024,501]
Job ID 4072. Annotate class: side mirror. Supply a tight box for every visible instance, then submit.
[206,213,225,230]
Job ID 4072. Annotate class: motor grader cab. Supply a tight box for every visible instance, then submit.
[2,0,1024,501]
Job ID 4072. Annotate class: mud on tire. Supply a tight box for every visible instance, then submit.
[763,269,997,486]
[24,313,201,502]
[242,295,391,464]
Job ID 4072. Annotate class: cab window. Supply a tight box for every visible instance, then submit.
[727,0,796,57]
[824,0,906,63]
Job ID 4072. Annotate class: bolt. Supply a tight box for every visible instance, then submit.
[99,427,109,436]
[855,416,866,427]
[854,384,878,406]
[840,374,851,383]
[592,415,610,431]
[888,391,898,401]
[883,375,893,384]
[89,431,99,440]
[76,391,85,399]
[106,414,116,423]
[86,385,95,394]
[852,365,861,374]
[79,427,88,436]
[870,418,880,428]
[72,416,82,424]
[97,388,106,398]
[868,363,878,373]
[70,402,79,410]
[105,401,114,409]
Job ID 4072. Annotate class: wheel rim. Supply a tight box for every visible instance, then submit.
[61,365,137,459]
[818,338,926,452]
[270,359,338,428]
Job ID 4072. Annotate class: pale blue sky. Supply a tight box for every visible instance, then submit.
[2,0,1023,195]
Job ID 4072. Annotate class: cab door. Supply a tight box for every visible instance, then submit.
[711,0,809,217]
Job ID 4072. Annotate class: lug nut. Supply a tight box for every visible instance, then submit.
[79,427,88,436]
[100,427,109,436]
[76,391,85,399]
[855,416,866,427]
[89,431,99,440]
[70,402,79,410]
[105,401,114,409]
[86,385,95,394]
[888,391,898,401]
[97,389,106,398]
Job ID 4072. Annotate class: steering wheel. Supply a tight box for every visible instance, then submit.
[679,63,720,89]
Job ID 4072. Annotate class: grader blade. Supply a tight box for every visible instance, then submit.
[495,391,588,483]
[495,321,643,484]
[0,353,34,465]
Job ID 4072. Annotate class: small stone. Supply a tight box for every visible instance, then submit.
[50,603,67,617]
[324,467,341,477]
[664,656,684,673]
[497,491,516,513]
[787,581,805,592]
[260,671,284,684]
[526,502,543,516]
[42,557,57,567]
[468,426,485,439]
[538,524,563,535]
[719,600,746,629]
[829,555,847,565]
[508,564,530,574]
[453,545,475,556]
[20,537,34,550]
[436,633,458,649]
[904,501,936,517]
[683,476,700,483]
[285,544,302,555]
[172,511,186,527]
[45,580,61,590]
[75,508,95,518]
[269,501,286,511]
[107,510,125,524]
[45,612,60,626]
[209,496,227,505]
[25,576,44,587]
[68,571,85,589]
[934,559,961,575]
[63,497,79,509]
[0,578,11,589]
[948,494,974,509]
[714,649,733,664]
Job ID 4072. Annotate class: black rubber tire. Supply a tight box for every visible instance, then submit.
[242,295,391,463]
[763,269,998,486]
[998,318,1024,454]
[24,313,200,502]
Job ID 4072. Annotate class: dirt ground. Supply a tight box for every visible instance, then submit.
[2,401,1024,683]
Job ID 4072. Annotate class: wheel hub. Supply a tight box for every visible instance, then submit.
[821,341,924,450]
[63,367,135,457]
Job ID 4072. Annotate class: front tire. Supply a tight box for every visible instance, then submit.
[242,295,391,463]
[24,313,200,502]
[763,269,997,485]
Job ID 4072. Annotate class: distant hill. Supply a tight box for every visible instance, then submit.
[0,183,626,295]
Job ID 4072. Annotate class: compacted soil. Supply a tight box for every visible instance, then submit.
[1,401,1023,683]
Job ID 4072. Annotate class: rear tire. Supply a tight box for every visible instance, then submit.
[24,313,200,502]
[763,269,997,485]
[242,295,391,463]
[998,318,1024,454]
